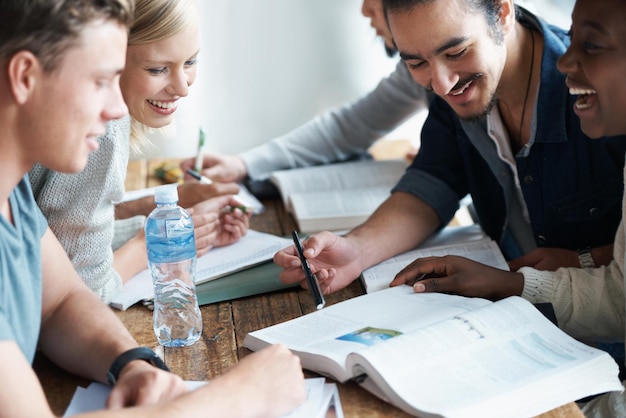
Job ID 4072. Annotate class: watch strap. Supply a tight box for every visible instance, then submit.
[107,347,170,386]
[577,247,596,269]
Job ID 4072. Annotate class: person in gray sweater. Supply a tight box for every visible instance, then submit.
[181,0,430,183]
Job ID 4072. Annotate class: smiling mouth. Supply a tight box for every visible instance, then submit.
[147,99,177,109]
[451,81,472,96]
[450,74,482,96]
[569,87,597,110]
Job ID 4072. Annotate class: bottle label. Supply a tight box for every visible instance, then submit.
[164,219,189,238]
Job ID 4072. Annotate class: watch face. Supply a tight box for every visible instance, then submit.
[577,248,595,268]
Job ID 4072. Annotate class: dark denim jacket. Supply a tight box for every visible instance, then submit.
[393,8,626,259]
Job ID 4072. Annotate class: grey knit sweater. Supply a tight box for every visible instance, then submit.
[29,116,144,303]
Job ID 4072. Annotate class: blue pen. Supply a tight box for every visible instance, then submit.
[291,231,325,310]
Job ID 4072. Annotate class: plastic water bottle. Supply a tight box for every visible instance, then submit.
[145,184,202,347]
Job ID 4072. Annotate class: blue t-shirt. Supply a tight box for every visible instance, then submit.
[0,177,47,363]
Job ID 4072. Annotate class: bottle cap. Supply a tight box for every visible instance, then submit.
[154,184,179,204]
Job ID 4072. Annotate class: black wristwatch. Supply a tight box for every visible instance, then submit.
[577,247,596,269]
[107,347,170,386]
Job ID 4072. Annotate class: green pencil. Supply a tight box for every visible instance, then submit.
[194,127,205,173]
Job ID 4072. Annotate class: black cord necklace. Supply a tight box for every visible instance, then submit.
[519,28,535,145]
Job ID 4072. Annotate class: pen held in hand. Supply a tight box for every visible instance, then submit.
[194,127,205,173]
[291,231,325,310]
[186,168,212,185]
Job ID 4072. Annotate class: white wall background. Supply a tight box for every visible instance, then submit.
[134,0,574,160]
[137,0,396,159]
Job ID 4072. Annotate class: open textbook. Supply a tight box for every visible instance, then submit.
[64,378,343,418]
[244,285,623,418]
[361,224,509,293]
[269,159,407,233]
[109,229,291,310]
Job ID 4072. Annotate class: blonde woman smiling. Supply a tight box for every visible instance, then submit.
[29,0,251,302]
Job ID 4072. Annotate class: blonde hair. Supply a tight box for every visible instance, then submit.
[127,0,198,152]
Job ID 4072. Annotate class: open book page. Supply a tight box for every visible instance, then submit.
[64,379,341,418]
[64,381,207,416]
[244,286,491,383]
[233,181,266,214]
[269,159,407,208]
[288,186,391,233]
[362,225,509,293]
[194,231,290,283]
[346,296,623,418]
[418,223,488,247]
[109,230,291,310]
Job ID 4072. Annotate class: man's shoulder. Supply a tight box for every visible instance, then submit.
[518,5,569,49]
[11,177,45,230]
[542,22,570,48]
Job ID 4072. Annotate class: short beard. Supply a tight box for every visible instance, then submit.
[448,73,496,122]
[461,93,498,123]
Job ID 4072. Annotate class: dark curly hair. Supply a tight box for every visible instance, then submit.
[382,0,521,44]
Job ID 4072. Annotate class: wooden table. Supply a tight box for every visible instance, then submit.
[34,158,584,417]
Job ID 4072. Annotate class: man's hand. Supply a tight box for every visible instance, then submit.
[107,359,188,409]
[274,231,364,295]
[201,344,306,418]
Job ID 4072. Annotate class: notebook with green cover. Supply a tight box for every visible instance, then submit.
[196,261,298,305]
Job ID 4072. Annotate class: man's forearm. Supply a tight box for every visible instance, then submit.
[348,192,442,270]
[38,229,138,383]
[39,285,138,383]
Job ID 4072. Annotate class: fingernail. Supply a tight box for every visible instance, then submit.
[413,283,425,292]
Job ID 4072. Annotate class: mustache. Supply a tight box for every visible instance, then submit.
[449,73,483,92]
[423,73,483,94]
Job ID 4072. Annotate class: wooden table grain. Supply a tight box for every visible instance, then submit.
[34,158,584,418]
